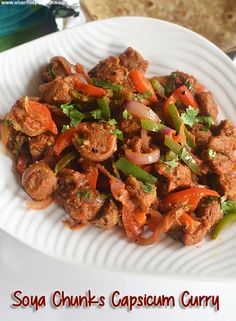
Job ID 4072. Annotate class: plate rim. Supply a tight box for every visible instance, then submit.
[1,16,236,281]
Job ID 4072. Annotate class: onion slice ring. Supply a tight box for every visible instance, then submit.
[27,196,53,210]
[124,99,159,122]
[125,147,160,165]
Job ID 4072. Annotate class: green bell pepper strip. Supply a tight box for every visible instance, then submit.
[116,157,157,184]
[55,151,77,174]
[165,150,178,161]
[92,78,124,92]
[211,212,236,239]
[167,103,195,147]
[133,90,152,101]
[141,119,165,132]
[149,78,166,98]
[97,96,111,120]
[196,116,214,128]
[164,136,201,175]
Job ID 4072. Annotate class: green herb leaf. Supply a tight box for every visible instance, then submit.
[185,80,193,90]
[77,137,84,145]
[60,103,75,117]
[180,106,198,127]
[165,158,179,169]
[97,97,111,120]
[133,90,152,101]
[122,109,131,120]
[110,129,123,141]
[48,63,55,79]
[139,181,154,193]
[107,119,117,126]
[3,119,12,125]
[220,196,236,214]
[60,103,85,127]
[165,71,177,96]
[69,110,85,127]
[61,125,70,133]
[208,148,216,158]
[77,190,91,200]
[90,109,102,120]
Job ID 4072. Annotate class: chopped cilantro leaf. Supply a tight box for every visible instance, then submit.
[180,106,198,127]
[220,196,236,214]
[3,119,11,125]
[208,148,216,158]
[185,80,193,90]
[139,181,154,193]
[122,109,131,120]
[165,158,179,169]
[61,125,70,133]
[77,137,84,145]
[48,63,55,79]
[110,129,123,141]
[165,71,177,96]
[69,110,85,127]
[90,109,102,120]
[77,190,91,200]
[60,103,85,127]
[60,103,75,117]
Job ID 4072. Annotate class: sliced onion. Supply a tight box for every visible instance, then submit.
[125,147,160,165]
[124,100,159,122]
[26,196,53,210]
[57,56,72,75]
[159,126,176,137]
[136,208,176,246]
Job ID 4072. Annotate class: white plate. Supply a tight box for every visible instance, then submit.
[1,17,236,280]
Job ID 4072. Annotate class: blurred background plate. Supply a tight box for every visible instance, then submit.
[0,17,236,280]
[81,0,236,53]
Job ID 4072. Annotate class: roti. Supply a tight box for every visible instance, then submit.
[81,0,236,52]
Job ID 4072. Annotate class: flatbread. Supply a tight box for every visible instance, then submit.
[81,0,236,52]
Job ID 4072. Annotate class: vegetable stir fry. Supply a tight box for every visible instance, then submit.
[1,47,236,246]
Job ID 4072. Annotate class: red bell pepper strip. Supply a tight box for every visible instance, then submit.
[85,167,99,191]
[28,101,58,135]
[53,127,77,156]
[98,165,143,239]
[178,213,195,234]
[75,82,106,97]
[129,69,157,103]
[161,186,220,212]
[164,85,199,115]
[74,62,84,74]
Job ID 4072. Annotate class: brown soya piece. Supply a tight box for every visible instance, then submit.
[167,200,223,246]
[203,120,236,200]
[91,199,120,230]
[55,168,105,224]
[81,0,236,52]
[155,162,193,193]
[88,47,148,89]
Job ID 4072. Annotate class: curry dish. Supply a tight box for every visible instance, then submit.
[1,47,236,245]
